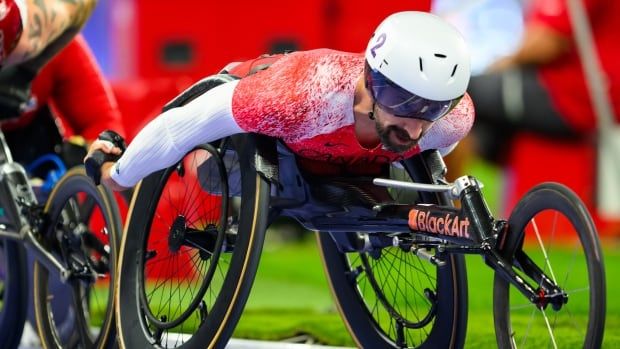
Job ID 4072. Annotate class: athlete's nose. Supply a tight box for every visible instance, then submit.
[402,119,427,140]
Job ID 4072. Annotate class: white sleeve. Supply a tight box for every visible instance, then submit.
[110,80,244,187]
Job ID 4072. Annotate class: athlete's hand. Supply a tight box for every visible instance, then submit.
[84,130,130,191]
[87,138,123,157]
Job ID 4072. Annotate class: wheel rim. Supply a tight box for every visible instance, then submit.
[37,181,116,348]
[342,242,441,347]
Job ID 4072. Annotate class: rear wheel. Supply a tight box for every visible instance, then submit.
[318,234,467,348]
[493,183,606,348]
[116,135,270,348]
[33,166,121,349]
[318,156,468,348]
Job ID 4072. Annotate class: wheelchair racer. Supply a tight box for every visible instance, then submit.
[86,11,475,191]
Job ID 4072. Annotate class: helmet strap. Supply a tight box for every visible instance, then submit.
[368,102,376,120]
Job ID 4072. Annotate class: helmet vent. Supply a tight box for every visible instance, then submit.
[419,57,424,72]
[451,64,458,77]
[434,53,447,58]
[379,59,389,68]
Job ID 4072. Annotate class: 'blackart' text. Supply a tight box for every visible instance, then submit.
[408,208,470,239]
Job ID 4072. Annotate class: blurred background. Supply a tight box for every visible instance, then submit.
[72,0,617,346]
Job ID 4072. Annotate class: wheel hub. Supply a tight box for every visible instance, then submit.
[168,215,187,253]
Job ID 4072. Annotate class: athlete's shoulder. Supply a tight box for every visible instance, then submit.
[0,0,26,64]
[285,48,363,63]
[231,48,361,141]
[419,93,475,151]
[267,49,363,85]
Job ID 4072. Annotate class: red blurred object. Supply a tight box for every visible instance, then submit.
[505,133,619,238]
[112,77,193,140]
[110,0,430,80]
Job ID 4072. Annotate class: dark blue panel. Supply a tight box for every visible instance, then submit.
[82,1,113,77]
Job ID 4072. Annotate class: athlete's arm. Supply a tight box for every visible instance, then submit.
[4,0,97,67]
[90,80,245,191]
[50,35,125,140]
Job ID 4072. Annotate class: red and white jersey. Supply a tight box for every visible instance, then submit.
[232,49,474,174]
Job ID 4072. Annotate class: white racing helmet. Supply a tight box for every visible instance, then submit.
[365,11,471,121]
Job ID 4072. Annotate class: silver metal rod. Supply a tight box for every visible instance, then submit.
[0,228,21,240]
[23,228,71,281]
[373,178,455,193]
[0,131,14,164]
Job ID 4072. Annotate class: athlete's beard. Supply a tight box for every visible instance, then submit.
[375,122,420,153]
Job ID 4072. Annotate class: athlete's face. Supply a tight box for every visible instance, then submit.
[373,104,433,153]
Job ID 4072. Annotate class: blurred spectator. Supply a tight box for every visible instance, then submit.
[450,0,619,173]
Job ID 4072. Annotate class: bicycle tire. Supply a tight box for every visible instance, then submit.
[116,136,270,349]
[33,166,121,349]
[0,239,27,349]
[493,182,606,348]
[317,159,468,348]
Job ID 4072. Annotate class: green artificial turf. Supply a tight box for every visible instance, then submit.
[234,235,620,348]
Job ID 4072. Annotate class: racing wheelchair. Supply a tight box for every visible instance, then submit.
[0,128,121,349]
[111,75,606,348]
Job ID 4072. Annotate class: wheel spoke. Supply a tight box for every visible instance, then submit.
[539,308,558,349]
[530,218,558,284]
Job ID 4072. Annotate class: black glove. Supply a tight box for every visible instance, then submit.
[60,136,89,169]
[84,130,126,186]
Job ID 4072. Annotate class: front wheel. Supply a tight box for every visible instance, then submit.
[493,182,606,348]
[33,166,121,349]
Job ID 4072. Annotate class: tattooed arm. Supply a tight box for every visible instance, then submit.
[4,0,97,66]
